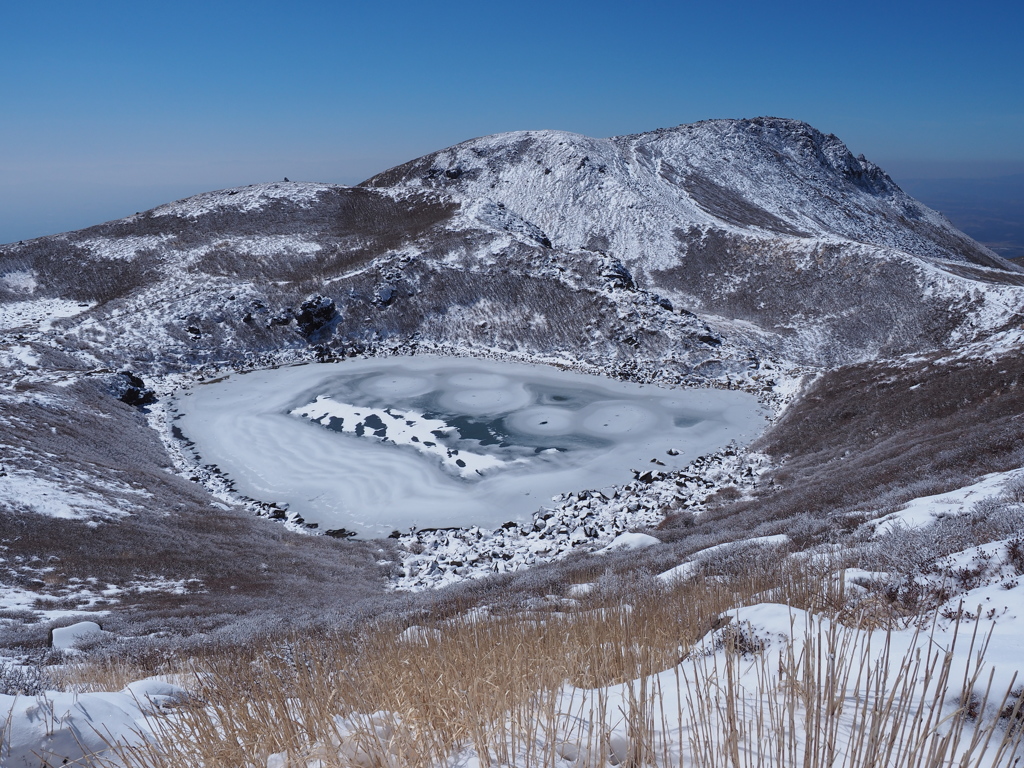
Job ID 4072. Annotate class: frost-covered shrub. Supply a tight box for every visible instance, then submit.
[1002,475,1024,504]
[0,660,60,696]
[867,524,929,574]
[775,512,832,547]
[865,497,1024,576]
[695,539,792,581]
[591,566,659,601]
[1006,535,1024,575]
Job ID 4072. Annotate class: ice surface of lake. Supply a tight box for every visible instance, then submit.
[173,358,767,536]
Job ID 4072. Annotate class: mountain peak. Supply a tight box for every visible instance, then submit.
[3,118,1019,372]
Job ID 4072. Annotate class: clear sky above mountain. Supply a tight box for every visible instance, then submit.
[1,0,1021,244]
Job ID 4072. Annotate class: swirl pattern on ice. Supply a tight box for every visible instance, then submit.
[172,358,767,536]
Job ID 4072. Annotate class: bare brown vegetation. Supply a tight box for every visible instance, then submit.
[0,378,397,649]
[662,350,1024,552]
[61,547,1024,768]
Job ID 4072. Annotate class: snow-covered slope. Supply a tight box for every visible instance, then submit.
[1,117,1021,381]
[364,117,1024,364]
[2,116,1024,638]
[6,117,1024,766]
[368,118,1002,267]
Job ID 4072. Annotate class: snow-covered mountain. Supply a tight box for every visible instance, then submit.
[3,116,1024,635]
[370,118,1002,264]
[365,117,1024,363]
[3,117,1022,380]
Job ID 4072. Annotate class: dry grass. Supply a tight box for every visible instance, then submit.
[60,549,1024,767]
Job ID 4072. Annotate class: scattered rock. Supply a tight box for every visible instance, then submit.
[295,295,338,338]
[602,260,635,290]
[374,285,396,306]
[634,469,666,483]
[116,371,157,407]
[324,528,357,539]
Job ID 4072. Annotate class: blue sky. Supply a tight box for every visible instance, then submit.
[1,0,1022,244]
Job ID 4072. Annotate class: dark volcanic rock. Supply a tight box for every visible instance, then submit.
[296,295,338,339]
[374,285,396,306]
[115,371,156,407]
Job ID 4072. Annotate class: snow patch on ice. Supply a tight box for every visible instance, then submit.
[291,396,515,479]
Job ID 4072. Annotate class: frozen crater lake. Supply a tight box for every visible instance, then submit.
[172,358,767,537]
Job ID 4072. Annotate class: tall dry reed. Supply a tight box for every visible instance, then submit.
[74,552,1022,767]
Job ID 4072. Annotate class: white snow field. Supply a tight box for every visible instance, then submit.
[868,469,1024,535]
[0,298,93,333]
[0,678,187,768]
[173,357,765,536]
